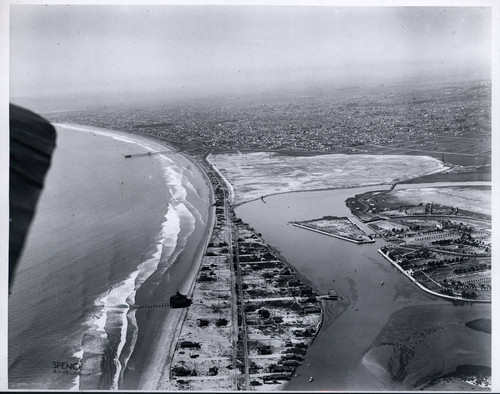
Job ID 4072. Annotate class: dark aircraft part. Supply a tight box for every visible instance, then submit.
[9,104,57,286]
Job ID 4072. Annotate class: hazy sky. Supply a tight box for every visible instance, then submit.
[10,5,492,98]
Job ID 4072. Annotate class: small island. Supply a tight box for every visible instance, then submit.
[291,216,375,244]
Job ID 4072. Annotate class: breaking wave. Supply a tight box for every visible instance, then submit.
[61,124,202,390]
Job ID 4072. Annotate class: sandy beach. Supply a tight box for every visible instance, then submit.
[133,163,215,391]
[51,123,216,390]
[118,137,215,390]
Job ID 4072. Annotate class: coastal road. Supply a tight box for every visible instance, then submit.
[244,296,320,303]
[205,155,250,390]
[216,168,238,391]
[233,228,250,389]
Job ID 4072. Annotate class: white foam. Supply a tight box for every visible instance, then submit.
[101,179,200,388]
[109,203,184,389]
[149,164,199,282]
[159,156,204,227]
[68,348,84,391]
[62,123,205,390]
[93,295,109,339]
[164,167,188,201]
[70,375,80,391]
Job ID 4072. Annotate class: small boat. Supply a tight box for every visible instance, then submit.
[309,377,314,382]
[381,281,384,286]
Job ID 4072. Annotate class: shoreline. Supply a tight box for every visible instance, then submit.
[134,157,216,391]
[122,138,215,391]
[56,123,216,390]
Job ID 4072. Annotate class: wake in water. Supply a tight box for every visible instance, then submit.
[59,124,204,390]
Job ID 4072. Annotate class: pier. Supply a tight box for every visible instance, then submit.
[124,150,172,158]
[132,303,169,309]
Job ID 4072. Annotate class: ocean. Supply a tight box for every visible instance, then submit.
[8,124,209,390]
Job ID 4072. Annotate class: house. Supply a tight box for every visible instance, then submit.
[302,306,321,314]
[299,286,313,296]
[268,374,291,381]
[289,347,307,355]
[179,341,201,349]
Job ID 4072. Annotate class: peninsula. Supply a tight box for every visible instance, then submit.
[154,156,324,391]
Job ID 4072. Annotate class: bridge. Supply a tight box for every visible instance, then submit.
[388,181,398,192]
